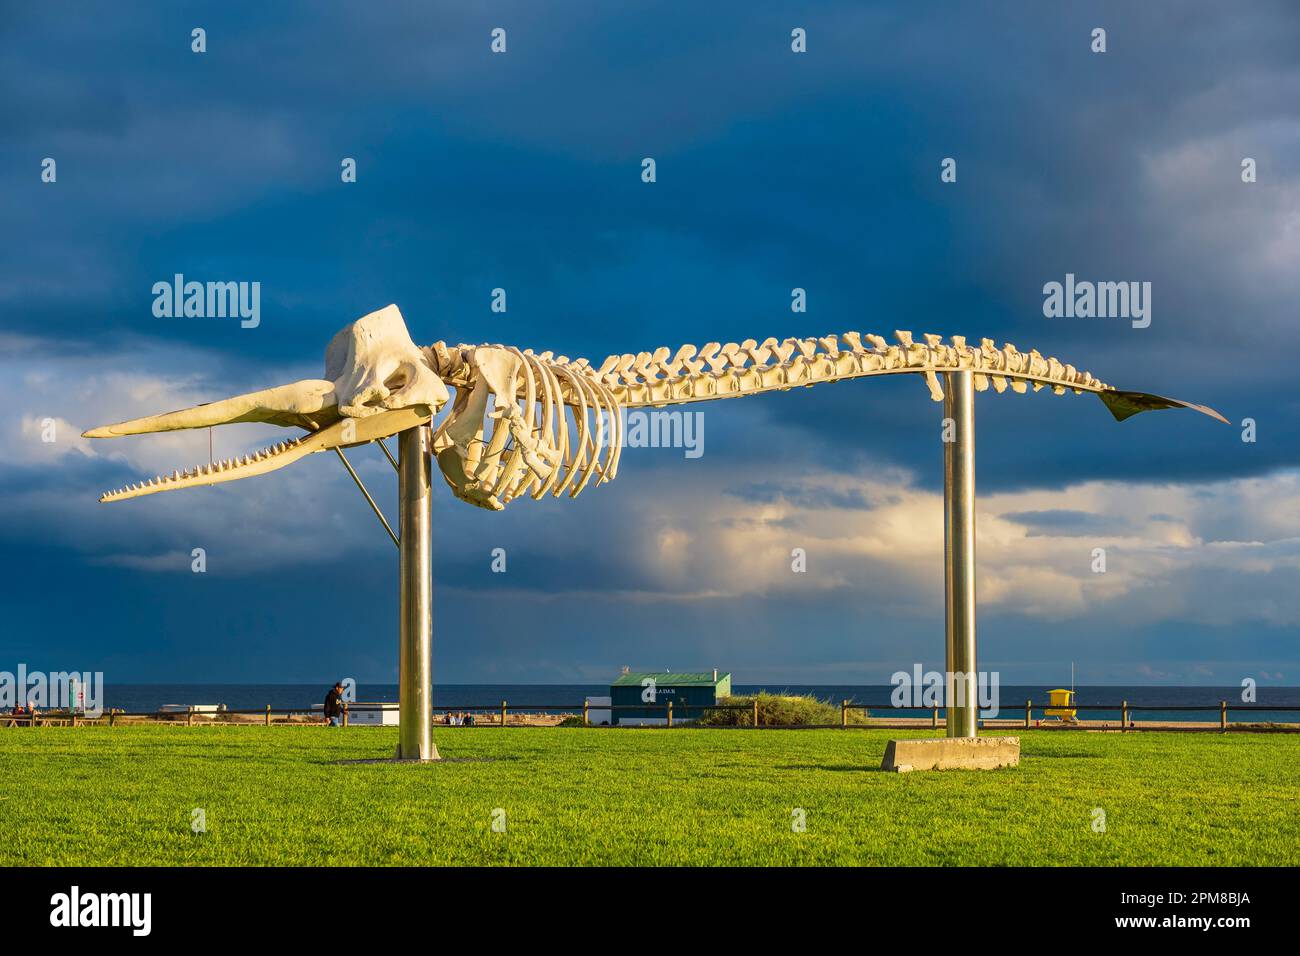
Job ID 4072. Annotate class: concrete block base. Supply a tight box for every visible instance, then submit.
[881,736,1020,772]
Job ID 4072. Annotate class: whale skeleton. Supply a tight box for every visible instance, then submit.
[85,304,1225,510]
[83,303,1227,757]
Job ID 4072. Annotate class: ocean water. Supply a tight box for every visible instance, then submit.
[97,683,1300,723]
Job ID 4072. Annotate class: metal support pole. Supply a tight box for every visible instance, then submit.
[944,370,978,739]
[397,425,437,760]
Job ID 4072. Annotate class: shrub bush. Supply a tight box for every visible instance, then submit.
[690,693,869,727]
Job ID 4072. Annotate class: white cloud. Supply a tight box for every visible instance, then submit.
[543,463,1300,634]
[17,415,96,461]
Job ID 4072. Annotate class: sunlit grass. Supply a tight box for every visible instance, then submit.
[1,725,1295,866]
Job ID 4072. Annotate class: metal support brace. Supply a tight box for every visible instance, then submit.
[333,447,399,548]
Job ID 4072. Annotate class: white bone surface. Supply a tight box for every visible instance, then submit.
[85,305,1225,509]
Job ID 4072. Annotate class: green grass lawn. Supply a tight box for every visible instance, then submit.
[1,725,1295,866]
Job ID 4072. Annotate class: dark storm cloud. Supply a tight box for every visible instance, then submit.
[723,480,889,512]
[1001,509,1130,537]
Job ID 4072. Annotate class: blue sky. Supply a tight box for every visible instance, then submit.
[2,1,1298,684]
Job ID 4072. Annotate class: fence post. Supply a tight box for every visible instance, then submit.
[187,709,194,727]
[1025,699,1031,729]
[265,704,271,727]
[667,700,673,728]
[109,710,116,728]
[501,700,507,728]
[752,698,759,728]
[72,711,78,728]
[1220,700,1227,732]
[1121,700,1128,730]
[583,699,589,727]
[841,699,848,729]
[932,707,938,730]
[342,702,349,728]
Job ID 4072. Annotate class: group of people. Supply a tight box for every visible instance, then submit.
[6,703,40,726]
[320,683,481,728]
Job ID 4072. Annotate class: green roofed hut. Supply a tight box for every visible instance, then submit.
[610,669,732,725]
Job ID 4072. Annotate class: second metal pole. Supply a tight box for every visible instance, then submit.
[397,424,438,760]
[943,371,977,738]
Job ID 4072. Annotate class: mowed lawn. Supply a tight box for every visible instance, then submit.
[1,726,1296,866]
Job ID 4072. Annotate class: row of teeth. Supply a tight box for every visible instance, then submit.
[101,437,305,498]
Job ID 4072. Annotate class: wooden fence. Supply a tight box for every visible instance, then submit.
[4,699,1299,731]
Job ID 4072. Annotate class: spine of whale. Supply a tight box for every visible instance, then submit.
[434,331,1110,408]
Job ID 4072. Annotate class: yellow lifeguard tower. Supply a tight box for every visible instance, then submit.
[1044,688,1078,722]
